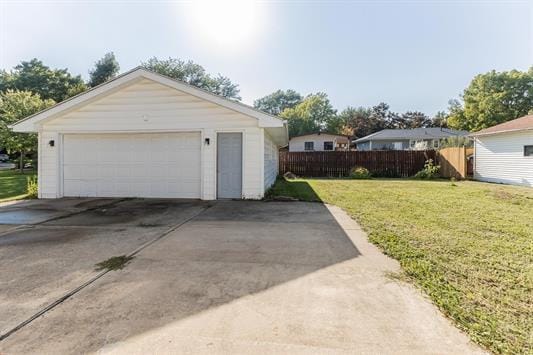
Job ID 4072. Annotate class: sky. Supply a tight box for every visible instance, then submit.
[0,0,531,116]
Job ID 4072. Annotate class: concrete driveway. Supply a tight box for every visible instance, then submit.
[0,198,484,354]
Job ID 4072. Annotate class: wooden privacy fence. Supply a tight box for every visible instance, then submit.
[279,150,436,177]
[437,147,474,179]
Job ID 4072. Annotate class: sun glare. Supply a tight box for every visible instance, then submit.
[187,0,262,48]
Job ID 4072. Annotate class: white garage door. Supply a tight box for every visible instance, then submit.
[62,133,201,198]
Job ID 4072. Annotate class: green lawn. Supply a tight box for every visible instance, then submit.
[0,170,36,202]
[268,178,532,354]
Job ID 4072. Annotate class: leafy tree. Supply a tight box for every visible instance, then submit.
[342,103,436,137]
[0,90,55,172]
[368,102,397,130]
[254,89,303,115]
[397,111,432,129]
[141,57,240,100]
[280,93,337,137]
[447,67,533,131]
[89,52,120,87]
[339,107,372,138]
[342,104,394,138]
[0,59,87,102]
[431,111,448,128]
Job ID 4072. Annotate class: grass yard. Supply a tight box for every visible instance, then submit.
[0,170,36,202]
[269,178,532,354]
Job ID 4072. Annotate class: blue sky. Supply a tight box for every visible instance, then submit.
[0,0,531,116]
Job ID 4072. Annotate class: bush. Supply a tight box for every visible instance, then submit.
[26,176,38,198]
[414,159,440,179]
[349,166,372,179]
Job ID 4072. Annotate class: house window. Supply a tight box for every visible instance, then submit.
[324,141,334,151]
[410,140,416,149]
[304,142,314,151]
[525,145,533,156]
[433,139,439,149]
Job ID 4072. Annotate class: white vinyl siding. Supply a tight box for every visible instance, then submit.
[264,131,279,190]
[42,79,257,132]
[242,127,263,199]
[38,131,60,198]
[474,130,533,187]
[289,134,344,152]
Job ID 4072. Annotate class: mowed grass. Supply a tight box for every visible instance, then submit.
[269,178,533,354]
[0,170,36,202]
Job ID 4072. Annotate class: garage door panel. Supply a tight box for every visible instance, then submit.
[63,133,201,198]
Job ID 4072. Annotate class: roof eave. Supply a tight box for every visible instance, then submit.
[470,127,533,137]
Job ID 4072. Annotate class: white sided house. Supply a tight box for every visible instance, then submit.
[471,115,533,187]
[11,67,288,200]
[289,132,350,152]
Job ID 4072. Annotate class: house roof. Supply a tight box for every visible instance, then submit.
[469,115,533,137]
[354,127,469,143]
[10,67,288,144]
[290,131,350,140]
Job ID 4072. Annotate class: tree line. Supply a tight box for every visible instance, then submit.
[0,53,531,171]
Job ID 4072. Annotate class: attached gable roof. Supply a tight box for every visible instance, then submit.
[354,127,469,143]
[10,67,286,133]
[469,115,533,136]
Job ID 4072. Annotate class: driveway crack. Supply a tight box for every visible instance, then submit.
[0,202,214,342]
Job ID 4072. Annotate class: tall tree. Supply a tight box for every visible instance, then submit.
[431,111,448,128]
[341,106,378,138]
[0,90,55,172]
[141,57,240,100]
[369,102,396,130]
[89,52,120,87]
[398,111,432,129]
[447,67,533,131]
[280,93,337,137]
[253,89,303,115]
[0,59,86,102]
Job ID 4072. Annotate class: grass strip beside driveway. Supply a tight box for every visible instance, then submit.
[0,170,36,202]
[269,178,533,354]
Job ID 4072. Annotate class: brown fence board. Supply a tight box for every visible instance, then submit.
[437,147,474,179]
[279,150,436,178]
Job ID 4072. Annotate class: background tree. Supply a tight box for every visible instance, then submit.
[0,90,55,172]
[397,111,432,128]
[447,67,533,131]
[431,111,448,128]
[339,107,372,138]
[254,89,303,115]
[89,52,120,87]
[0,59,86,102]
[368,102,395,130]
[141,57,241,100]
[280,93,337,137]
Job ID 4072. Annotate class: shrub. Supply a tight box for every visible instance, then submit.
[26,176,38,198]
[349,166,372,179]
[414,159,440,179]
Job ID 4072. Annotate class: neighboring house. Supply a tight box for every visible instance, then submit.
[355,127,469,151]
[10,67,288,200]
[470,115,533,187]
[289,132,350,152]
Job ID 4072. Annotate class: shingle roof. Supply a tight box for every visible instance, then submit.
[354,127,469,143]
[469,115,533,136]
[290,131,350,139]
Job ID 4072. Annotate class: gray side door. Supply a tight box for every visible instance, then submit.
[217,132,243,199]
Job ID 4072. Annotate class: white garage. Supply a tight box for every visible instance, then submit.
[471,114,533,187]
[11,68,288,200]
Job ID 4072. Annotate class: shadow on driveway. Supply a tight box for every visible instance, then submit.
[0,199,360,353]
